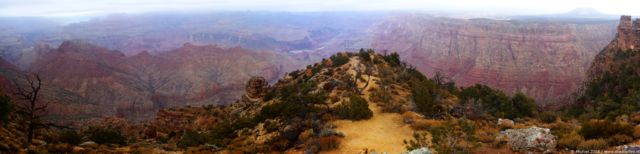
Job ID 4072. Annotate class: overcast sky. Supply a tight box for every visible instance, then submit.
[0,0,639,17]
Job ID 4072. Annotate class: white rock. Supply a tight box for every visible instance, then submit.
[497,126,557,153]
[497,118,514,126]
[79,141,97,147]
[406,147,433,154]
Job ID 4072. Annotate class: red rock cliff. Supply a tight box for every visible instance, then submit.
[372,15,617,104]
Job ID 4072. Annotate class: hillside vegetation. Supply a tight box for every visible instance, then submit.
[1,49,557,153]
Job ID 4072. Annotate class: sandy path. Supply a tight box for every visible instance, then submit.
[323,58,414,153]
[326,103,414,154]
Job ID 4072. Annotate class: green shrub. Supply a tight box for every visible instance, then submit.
[358,48,371,62]
[157,136,169,143]
[0,95,11,126]
[403,131,430,151]
[539,112,557,123]
[411,80,441,117]
[86,127,127,145]
[58,130,82,145]
[330,54,349,67]
[258,80,326,121]
[334,95,373,120]
[579,120,633,140]
[177,131,206,149]
[577,139,608,150]
[263,89,276,101]
[382,52,401,67]
[510,92,537,118]
[260,100,306,120]
[459,85,537,119]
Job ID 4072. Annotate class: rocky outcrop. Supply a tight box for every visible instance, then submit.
[589,16,640,79]
[372,15,617,104]
[245,76,268,100]
[612,16,638,49]
[497,126,557,153]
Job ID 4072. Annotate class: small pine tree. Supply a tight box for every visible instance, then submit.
[358,49,371,62]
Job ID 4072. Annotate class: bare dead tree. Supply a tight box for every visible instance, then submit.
[433,71,453,87]
[12,73,48,147]
[353,66,372,94]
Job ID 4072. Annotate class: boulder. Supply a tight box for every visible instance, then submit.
[497,126,557,153]
[497,118,514,127]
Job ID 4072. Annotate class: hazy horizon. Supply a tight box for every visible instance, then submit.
[1,0,639,18]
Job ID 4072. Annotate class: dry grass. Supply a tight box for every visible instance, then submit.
[476,125,500,143]
[633,125,640,138]
[558,132,584,149]
[577,139,608,150]
[410,119,444,130]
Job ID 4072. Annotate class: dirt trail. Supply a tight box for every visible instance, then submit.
[327,103,414,154]
[323,57,414,154]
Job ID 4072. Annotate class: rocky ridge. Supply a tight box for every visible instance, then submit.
[588,15,640,78]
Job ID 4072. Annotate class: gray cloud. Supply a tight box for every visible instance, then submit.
[0,0,638,17]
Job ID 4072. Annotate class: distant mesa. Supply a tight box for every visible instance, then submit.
[513,7,617,20]
[566,7,603,16]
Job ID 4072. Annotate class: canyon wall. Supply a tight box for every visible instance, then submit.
[372,15,617,104]
[9,40,301,121]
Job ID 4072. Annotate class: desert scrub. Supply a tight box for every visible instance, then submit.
[403,131,431,151]
[330,53,350,67]
[579,120,633,141]
[334,95,373,120]
[607,134,633,146]
[85,127,127,145]
[177,131,206,149]
[427,118,478,153]
[539,111,558,123]
[558,132,584,150]
[58,130,83,145]
[577,139,608,150]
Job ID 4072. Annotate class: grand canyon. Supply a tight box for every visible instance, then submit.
[1,1,640,153]
[0,11,619,120]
